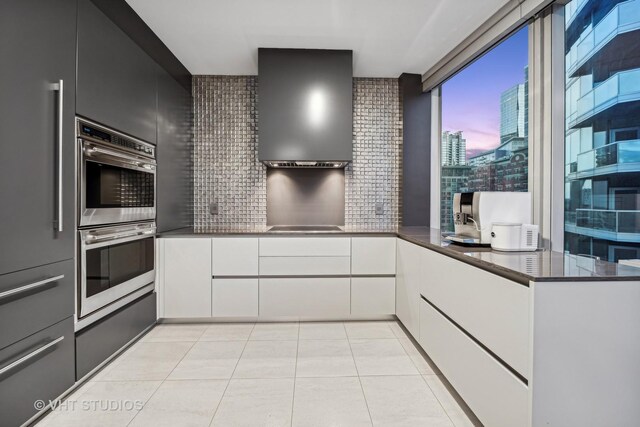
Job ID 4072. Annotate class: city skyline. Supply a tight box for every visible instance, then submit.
[441,26,528,152]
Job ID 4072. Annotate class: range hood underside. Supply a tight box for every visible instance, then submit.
[263,161,349,168]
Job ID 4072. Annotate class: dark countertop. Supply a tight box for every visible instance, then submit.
[397,226,640,285]
[157,226,640,284]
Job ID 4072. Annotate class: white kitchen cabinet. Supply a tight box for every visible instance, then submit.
[259,278,350,317]
[351,237,396,275]
[419,299,528,427]
[422,248,530,378]
[259,237,350,257]
[212,237,259,276]
[259,256,350,276]
[395,239,423,337]
[162,238,212,318]
[212,278,259,317]
[351,277,396,315]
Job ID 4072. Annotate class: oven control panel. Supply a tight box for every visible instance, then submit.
[77,119,155,159]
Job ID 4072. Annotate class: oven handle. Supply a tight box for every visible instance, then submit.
[83,144,156,170]
[84,229,156,245]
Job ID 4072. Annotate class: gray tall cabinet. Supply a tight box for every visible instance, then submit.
[0,1,77,426]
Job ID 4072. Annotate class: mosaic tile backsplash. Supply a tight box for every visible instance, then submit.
[193,76,401,230]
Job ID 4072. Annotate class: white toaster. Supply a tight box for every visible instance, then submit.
[490,223,539,252]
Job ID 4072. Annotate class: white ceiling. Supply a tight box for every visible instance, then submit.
[126,0,510,77]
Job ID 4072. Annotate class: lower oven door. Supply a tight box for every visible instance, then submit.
[79,223,156,318]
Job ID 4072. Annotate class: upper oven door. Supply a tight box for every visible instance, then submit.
[79,140,156,227]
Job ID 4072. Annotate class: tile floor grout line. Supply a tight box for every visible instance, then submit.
[344,322,375,426]
[289,321,301,427]
[207,322,256,427]
[125,338,198,427]
[421,374,459,427]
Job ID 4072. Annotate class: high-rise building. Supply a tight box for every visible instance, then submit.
[440,165,471,232]
[564,0,640,262]
[441,131,466,166]
[500,81,526,144]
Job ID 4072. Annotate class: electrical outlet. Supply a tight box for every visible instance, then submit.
[209,203,219,215]
[375,202,384,215]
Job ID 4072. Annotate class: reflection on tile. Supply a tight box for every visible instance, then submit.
[199,323,255,341]
[350,339,419,376]
[99,342,193,381]
[399,338,439,375]
[296,340,357,377]
[345,321,396,339]
[292,377,372,427]
[142,324,208,342]
[249,323,299,341]
[38,381,160,427]
[168,341,245,380]
[129,380,227,427]
[423,375,483,427]
[361,375,453,427]
[299,322,347,340]
[211,378,294,427]
[233,340,297,378]
[387,320,410,339]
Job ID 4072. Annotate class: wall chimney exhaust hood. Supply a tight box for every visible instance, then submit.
[258,48,353,168]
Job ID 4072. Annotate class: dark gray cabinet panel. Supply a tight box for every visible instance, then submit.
[0,0,76,276]
[76,292,156,379]
[0,260,74,351]
[77,0,158,144]
[0,317,74,427]
[157,72,193,232]
[259,49,353,162]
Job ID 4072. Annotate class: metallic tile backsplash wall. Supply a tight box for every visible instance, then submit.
[346,78,402,229]
[193,76,266,231]
[193,76,401,230]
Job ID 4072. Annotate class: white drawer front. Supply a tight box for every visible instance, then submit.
[422,249,530,378]
[212,238,259,276]
[212,278,258,317]
[260,256,351,276]
[259,278,350,317]
[419,300,528,427]
[259,237,351,257]
[351,277,396,315]
[351,237,397,275]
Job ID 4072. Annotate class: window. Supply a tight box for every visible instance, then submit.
[439,27,530,232]
[564,0,640,262]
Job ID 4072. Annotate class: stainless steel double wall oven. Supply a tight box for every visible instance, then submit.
[76,118,156,327]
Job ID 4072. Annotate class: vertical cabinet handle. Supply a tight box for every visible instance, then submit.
[54,79,64,232]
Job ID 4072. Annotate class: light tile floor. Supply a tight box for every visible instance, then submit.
[36,321,482,427]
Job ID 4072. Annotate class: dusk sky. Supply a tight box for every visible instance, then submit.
[442,26,528,154]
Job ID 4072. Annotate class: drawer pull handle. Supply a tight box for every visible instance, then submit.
[0,275,64,301]
[0,336,64,376]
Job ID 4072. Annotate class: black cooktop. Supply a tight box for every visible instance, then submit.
[267,225,344,232]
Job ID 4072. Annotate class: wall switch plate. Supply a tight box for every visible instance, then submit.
[375,202,384,215]
[209,203,219,215]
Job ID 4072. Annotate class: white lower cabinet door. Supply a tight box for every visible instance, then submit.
[212,278,258,317]
[419,299,528,427]
[396,239,423,337]
[351,277,396,315]
[259,278,350,317]
[162,238,212,318]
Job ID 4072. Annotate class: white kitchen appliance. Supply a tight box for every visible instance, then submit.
[447,192,532,246]
[490,223,539,252]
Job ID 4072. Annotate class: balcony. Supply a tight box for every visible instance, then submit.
[567,139,640,179]
[566,208,640,242]
[565,0,589,28]
[567,68,640,129]
[566,0,640,78]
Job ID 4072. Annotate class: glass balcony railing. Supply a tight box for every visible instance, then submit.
[570,69,640,127]
[575,139,640,173]
[566,0,640,75]
[575,209,640,234]
[566,0,589,26]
